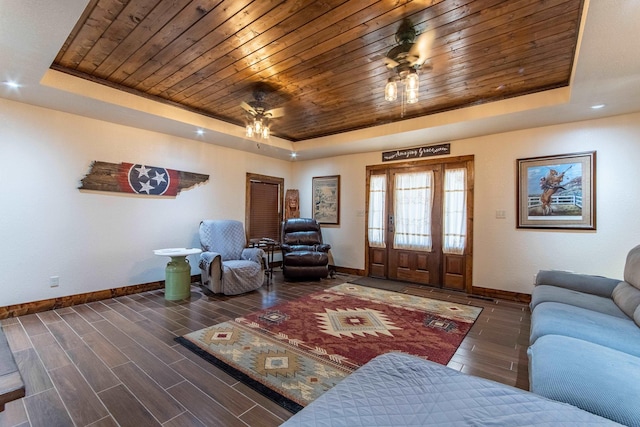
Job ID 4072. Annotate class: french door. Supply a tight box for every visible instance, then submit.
[366,156,474,292]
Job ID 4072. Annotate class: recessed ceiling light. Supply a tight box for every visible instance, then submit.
[2,80,21,89]
[590,104,605,110]
[195,128,204,136]
[291,152,297,158]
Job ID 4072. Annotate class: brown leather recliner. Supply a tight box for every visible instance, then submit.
[281,218,331,279]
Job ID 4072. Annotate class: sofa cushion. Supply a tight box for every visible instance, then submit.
[531,284,627,318]
[612,281,640,318]
[535,270,619,297]
[530,302,640,357]
[624,244,640,289]
[635,304,640,328]
[528,334,640,427]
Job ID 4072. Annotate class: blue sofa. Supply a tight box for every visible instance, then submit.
[528,244,640,426]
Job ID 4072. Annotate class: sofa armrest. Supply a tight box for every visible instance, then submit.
[315,244,331,252]
[535,270,620,298]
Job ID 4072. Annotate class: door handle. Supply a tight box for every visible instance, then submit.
[389,215,394,233]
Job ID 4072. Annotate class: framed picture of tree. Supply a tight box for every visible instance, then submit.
[312,175,340,225]
[517,151,596,229]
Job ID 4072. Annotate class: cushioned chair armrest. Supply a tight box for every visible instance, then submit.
[280,244,293,253]
[241,247,265,266]
[199,251,221,271]
[287,245,319,252]
[535,270,620,298]
[315,244,331,252]
[199,251,223,293]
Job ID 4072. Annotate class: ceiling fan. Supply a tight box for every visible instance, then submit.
[383,18,435,104]
[241,88,284,139]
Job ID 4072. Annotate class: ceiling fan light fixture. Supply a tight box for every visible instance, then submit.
[385,79,398,101]
[405,70,419,90]
[241,88,282,140]
[405,70,419,103]
[246,116,270,140]
[383,19,434,106]
[385,71,420,104]
[406,86,419,104]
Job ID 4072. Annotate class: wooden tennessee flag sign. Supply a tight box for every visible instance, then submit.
[79,161,209,197]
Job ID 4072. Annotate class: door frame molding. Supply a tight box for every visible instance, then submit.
[365,155,474,293]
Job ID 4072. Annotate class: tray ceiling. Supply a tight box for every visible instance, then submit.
[52,0,585,142]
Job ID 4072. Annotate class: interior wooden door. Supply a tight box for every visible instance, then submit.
[387,165,443,285]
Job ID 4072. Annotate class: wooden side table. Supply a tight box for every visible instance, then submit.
[153,248,202,300]
[249,239,279,285]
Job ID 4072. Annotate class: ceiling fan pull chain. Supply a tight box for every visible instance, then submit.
[401,87,406,118]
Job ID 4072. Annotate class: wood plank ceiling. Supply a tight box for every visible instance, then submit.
[52,0,585,142]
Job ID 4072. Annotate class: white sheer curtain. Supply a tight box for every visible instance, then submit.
[443,168,467,254]
[367,174,386,248]
[393,171,433,251]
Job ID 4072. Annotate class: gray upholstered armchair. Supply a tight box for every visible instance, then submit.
[281,218,331,280]
[198,220,265,295]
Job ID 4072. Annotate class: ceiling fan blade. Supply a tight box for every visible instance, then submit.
[240,101,257,115]
[265,107,285,118]
[409,29,435,66]
[383,56,400,69]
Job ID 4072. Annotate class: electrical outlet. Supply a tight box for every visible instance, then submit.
[50,276,59,287]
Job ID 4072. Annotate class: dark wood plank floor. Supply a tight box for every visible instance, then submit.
[0,273,530,427]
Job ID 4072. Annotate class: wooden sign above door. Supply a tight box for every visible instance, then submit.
[79,161,209,197]
[382,143,450,162]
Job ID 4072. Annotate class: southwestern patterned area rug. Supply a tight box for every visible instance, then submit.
[176,283,482,412]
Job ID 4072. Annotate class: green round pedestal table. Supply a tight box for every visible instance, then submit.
[153,248,202,300]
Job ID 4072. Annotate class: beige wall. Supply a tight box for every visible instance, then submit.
[2,96,639,306]
[0,98,292,306]
[292,112,640,294]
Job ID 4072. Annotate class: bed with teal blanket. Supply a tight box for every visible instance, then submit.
[281,352,620,426]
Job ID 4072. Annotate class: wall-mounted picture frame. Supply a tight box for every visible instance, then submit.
[312,175,340,225]
[517,151,596,230]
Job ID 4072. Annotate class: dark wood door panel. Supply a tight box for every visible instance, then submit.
[389,250,436,285]
[443,254,465,290]
[369,247,387,278]
[387,165,442,286]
